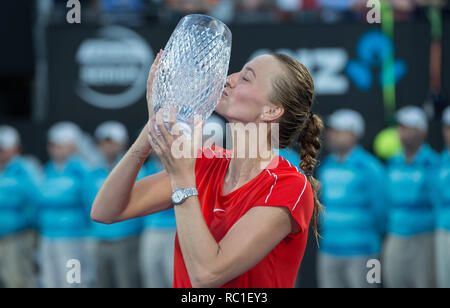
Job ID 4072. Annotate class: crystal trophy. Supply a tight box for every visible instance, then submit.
[151,14,232,137]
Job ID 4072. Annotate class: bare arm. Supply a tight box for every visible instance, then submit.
[90,49,172,224]
[90,124,173,224]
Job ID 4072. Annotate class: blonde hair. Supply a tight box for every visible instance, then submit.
[270,53,324,243]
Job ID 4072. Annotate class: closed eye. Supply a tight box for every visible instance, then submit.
[240,73,250,82]
[239,66,255,82]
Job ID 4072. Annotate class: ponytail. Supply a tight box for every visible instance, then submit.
[298,113,324,244]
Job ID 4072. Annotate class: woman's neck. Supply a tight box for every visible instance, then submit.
[226,142,275,187]
[223,122,276,189]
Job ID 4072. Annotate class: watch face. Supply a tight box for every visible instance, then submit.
[173,190,184,203]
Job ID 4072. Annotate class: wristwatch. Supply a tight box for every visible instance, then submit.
[171,187,198,205]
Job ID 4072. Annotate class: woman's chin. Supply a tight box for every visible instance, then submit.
[215,100,227,117]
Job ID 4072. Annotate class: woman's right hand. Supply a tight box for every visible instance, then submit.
[134,49,164,156]
[146,49,163,119]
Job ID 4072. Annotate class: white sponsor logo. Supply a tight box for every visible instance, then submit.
[248,48,349,96]
[75,26,153,109]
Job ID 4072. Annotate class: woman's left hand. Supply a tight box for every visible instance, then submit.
[148,108,203,189]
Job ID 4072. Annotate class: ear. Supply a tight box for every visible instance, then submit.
[262,105,284,122]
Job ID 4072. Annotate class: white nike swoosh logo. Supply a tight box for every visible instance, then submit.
[213,209,226,213]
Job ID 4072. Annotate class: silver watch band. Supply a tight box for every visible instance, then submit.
[184,188,197,197]
[172,187,198,205]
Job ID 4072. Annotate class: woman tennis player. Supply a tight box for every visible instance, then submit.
[91,51,323,288]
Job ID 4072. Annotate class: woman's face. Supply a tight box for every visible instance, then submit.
[215,54,284,124]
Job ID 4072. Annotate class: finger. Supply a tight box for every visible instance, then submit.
[148,118,165,154]
[146,51,163,118]
[156,108,173,145]
[153,49,163,70]
[147,120,160,151]
[152,49,163,70]
[149,115,162,142]
[148,116,158,141]
[147,50,163,88]
[147,134,162,156]
[167,107,178,135]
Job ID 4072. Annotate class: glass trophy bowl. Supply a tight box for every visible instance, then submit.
[151,14,232,136]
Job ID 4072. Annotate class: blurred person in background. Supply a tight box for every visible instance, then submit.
[383,106,439,288]
[99,0,144,12]
[0,126,40,288]
[159,0,219,23]
[165,0,216,14]
[433,106,450,288]
[317,109,386,288]
[95,0,146,25]
[318,0,367,22]
[36,122,91,288]
[237,0,271,11]
[86,121,143,288]
[139,151,172,287]
[234,0,275,23]
[273,0,320,22]
[274,0,303,21]
[208,0,235,23]
[389,0,417,21]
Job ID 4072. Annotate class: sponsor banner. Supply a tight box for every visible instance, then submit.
[47,22,434,150]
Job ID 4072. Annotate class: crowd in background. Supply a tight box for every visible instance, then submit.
[39,0,450,25]
[318,105,450,288]
[0,119,173,287]
[1,105,450,288]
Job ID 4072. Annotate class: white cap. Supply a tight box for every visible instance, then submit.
[48,122,82,146]
[396,106,428,132]
[327,109,365,138]
[95,121,128,144]
[0,126,20,150]
[443,106,450,126]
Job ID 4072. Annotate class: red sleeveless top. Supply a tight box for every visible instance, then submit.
[173,146,314,288]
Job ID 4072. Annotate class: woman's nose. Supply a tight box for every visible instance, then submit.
[225,73,237,88]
